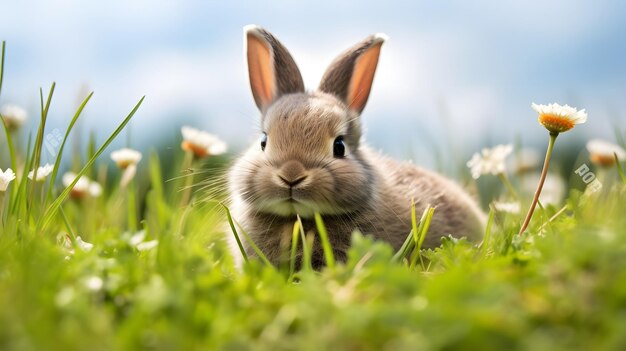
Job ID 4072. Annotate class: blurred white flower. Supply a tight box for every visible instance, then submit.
[467,144,513,179]
[0,168,16,192]
[492,201,521,214]
[84,276,104,291]
[62,172,102,199]
[532,102,587,134]
[28,163,54,182]
[0,104,27,129]
[586,139,626,166]
[137,240,159,251]
[75,236,94,252]
[522,173,566,205]
[512,148,541,174]
[89,182,103,197]
[127,230,158,251]
[181,126,227,158]
[111,148,142,169]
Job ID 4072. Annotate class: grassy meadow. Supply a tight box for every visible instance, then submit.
[2,41,626,351]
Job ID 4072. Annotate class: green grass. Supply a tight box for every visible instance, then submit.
[2,41,626,350]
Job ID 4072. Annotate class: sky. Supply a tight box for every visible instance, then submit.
[1,0,626,170]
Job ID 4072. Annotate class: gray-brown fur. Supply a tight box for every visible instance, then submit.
[229,26,485,268]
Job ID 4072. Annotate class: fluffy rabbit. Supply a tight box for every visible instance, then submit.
[228,25,485,268]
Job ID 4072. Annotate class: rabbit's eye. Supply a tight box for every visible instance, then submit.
[333,136,346,158]
[260,133,267,151]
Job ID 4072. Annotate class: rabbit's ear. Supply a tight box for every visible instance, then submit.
[245,25,305,112]
[318,34,386,114]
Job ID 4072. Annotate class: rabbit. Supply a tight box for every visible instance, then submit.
[228,25,486,269]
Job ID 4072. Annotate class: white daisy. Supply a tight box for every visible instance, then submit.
[181,126,227,158]
[84,276,104,291]
[531,102,587,134]
[585,139,626,166]
[75,236,94,252]
[492,201,521,214]
[467,144,513,179]
[111,148,142,169]
[0,104,27,129]
[28,163,54,182]
[0,168,16,192]
[62,172,102,199]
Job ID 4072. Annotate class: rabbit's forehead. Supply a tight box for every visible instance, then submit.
[264,94,349,138]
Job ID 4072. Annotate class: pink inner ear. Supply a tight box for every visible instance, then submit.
[347,43,382,113]
[247,34,275,110]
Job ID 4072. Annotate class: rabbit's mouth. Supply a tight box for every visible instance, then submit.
[259,195,348,219]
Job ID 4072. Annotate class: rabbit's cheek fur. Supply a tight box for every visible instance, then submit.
[233,147,377,218]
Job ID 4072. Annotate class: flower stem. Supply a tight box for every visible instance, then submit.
[497,172,518,199]
[0,192,5,225]
[179,151,195,207]
[519,132,558,235]
[127,179,137,231]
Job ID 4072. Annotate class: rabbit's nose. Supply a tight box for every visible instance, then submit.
[279,175,307,187]
[278,160,308,187]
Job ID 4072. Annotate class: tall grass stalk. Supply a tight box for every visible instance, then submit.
[29,84,55,205]
[288,219,301,280]
[297,215,313,272]
[224,201,281,269]
[409,206,435,269]
[222,203,248,263]
[615,152,626,184]
[179,151,194,207]
[127,178,138,231]
[519,132,558,235]
[478,206,495,255]
[38,96,145,231]
[45,92,94,203]
[314,213,335,268]
[0,41,5,96]
[498,172,518,199]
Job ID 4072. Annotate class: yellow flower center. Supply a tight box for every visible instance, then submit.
[590,153,616,167]
[538,113,575,133]
[181,141,209,158]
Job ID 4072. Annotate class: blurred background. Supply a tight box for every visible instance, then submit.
[1,0,625,174]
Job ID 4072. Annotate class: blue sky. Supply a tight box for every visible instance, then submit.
[1,0,625,169]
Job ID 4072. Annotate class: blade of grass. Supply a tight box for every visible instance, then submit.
[391,229,415,264]
[222,203,273,267]
[410,199,419,244]
[478,206,495,255]
[314,213,335,268]
[127,178,138,231]
[0,41,5,96]
[11,136,32,216]
[615,152,626,184]
[30,84,55,202]
[59,206,76,240]
[297,215,312,273]
[288,219,301,280]
[416,206,435,252]
[38,96,145,231]
[1,118,18,202]
[409,206,435,269]
[45,92,94,203]
[149,151,165,202]
[221,203,248,262]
